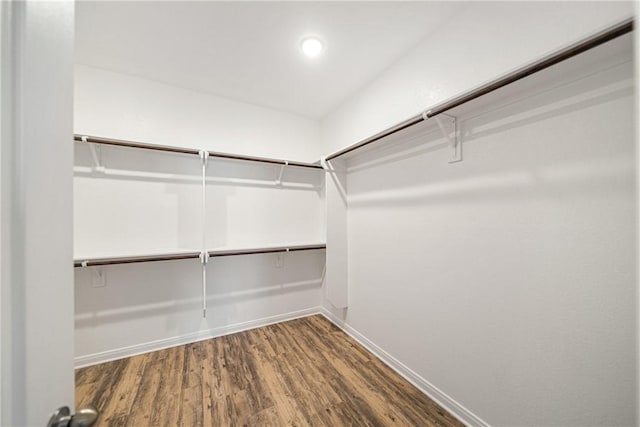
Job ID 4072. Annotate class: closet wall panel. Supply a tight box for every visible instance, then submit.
[334,57,635,426]
[73,65,325,365]
[320,4,635,424]
[203,160,325,250]
[74,145,202,257]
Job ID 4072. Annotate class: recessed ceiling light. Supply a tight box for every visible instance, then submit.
[300,37,324,58]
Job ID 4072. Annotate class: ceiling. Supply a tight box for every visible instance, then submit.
[75,1,465,119]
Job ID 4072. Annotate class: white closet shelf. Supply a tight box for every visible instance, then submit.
[207,243,326,258]
[73,243,326,267]
[73,134,324,170]
[73,248,201,267]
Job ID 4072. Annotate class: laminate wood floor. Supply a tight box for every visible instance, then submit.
[76,315,463,426]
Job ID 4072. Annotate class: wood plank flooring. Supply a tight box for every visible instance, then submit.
[76,315,463,426]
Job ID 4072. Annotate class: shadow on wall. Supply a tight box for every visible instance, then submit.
[343,60,634,208]
[74,250,325,330]
[74,278,322,329]
[74,144,324,190]
[74,139,325,255]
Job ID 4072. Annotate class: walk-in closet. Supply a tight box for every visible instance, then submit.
[1,1,637,426]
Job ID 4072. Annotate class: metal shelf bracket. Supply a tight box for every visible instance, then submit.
[81,135,106,173]
[276,161,288,185]
[427,112,462,164]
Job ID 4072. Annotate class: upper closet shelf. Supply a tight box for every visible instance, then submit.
[74,248,200,267]
[74,243,326,267]
[324,18,633,162]
[74,134,324,170]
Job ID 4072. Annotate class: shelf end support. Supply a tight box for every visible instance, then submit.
[199,250,209,318]
[434,113,462,164]
[81,135,106,173]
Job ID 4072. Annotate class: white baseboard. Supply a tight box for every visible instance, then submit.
[319,307,490,427]
[74,306,322,368]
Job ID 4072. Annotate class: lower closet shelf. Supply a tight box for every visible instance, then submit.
[73,243,326,267]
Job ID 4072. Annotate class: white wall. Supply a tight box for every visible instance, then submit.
[73,145,325,257]
[320,1,634,155]
[74,65,326,364]
[321,7,636,426]
[75,64,322,162]
[203,159,325,250]
[75,251,325,364]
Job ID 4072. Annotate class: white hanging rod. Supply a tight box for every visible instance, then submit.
[73,243,326,267]
[73,250,202,268]
[208,243,326,258]
[74,135,324,170]
[324,18,633,162]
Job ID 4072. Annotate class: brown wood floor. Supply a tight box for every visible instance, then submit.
[76,315,463,426]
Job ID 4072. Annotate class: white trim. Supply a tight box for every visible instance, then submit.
[5,2,75,423]
[0,2,9,422]
[319,308,490,427]
[74,306,321,368]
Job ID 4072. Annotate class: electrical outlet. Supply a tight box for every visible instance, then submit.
[275,253,284,268]
[92,268,106,288]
